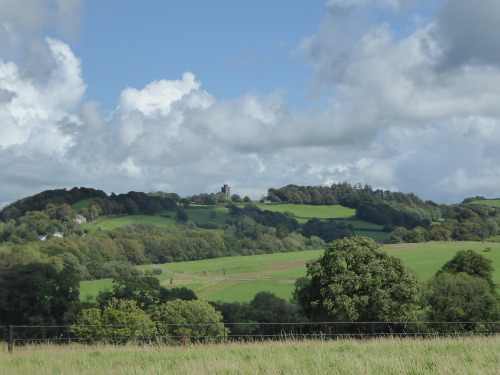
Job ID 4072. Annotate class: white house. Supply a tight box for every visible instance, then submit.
[73,215,87,224]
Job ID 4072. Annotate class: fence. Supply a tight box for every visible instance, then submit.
[2,321,499,354]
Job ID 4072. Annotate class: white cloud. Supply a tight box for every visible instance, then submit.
[3,0,500,208]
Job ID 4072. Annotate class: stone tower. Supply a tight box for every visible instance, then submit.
[221,184,230,197]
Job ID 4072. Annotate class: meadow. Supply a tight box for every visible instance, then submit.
[1,337,499,374]
[80,241,500,303]
[472,198,500,209]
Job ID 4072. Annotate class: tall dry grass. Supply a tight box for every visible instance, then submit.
[1,336,499,374]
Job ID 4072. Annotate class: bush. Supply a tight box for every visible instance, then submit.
[151,300,226,343]
[71,299,157,343]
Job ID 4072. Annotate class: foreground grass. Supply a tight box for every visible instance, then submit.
[2,337,499,375]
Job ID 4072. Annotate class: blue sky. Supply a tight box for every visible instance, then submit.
[1,0,500,208]
[74,1,324,112]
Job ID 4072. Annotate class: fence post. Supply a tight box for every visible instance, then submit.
[8,325,13,354]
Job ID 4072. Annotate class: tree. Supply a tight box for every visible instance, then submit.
[96,276,197,312]
[421,249,500,330]
[151,299,226,343]
[293,237,420,322]
[249,291,299,323]
[176,207,189,222]
[422,272,500,328]
[0,262,80,325]
[71,298,157,343]
[437,249,495,289]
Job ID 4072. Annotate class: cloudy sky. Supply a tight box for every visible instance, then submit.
[1,0,500,208]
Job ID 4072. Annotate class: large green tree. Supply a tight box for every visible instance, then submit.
[422,249,500,329]
[437,249,495,289]
[0,262,80,325]
[423,272,500,325]
[293,237,420,322]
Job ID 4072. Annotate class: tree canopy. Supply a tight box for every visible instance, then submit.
[0,262,80,325]
[293,237,420,322]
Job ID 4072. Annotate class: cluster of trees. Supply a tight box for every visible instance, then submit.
[267,183,500,242]
[212,291,303,336]
[0,267,226,343]
[71,275,226,343]
[0,188,178,224]
[0,215,325,281]
[301,218,355,243]
[0,187,107,221]
[389,206,500,243]
[293,237,500,332]
[267,183,441,231]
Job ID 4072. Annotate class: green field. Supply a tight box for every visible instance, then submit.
[2,337,498,374]
[472,198,500,208]
[88,214,176,231]
[387,241,500,285]
[80,241,500,303]
[256,203,356,219]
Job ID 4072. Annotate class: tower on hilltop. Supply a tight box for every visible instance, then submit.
[221,184,230,197]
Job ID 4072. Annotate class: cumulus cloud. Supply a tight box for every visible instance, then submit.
[2,0,500,208]
[293,0,500,202]
[0,0,83,50]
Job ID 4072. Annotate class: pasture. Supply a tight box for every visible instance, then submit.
[1,337,498,374]
[80,241,500,303]
[256,203,356,219]
[472,198,500,208]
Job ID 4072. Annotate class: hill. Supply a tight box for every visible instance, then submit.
[2,185,500,285]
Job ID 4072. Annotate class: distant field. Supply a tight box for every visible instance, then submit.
[89,215,176,231]
[183,205,233,227]
[386,241,500,285]
[257,203,356,219]
[80,241,500,303]
[472,199,500,208]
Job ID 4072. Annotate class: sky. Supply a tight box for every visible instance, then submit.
[1,0,500,208]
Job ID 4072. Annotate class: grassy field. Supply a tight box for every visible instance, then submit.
[471,198,500,208]
[256,203,356,219]
[88,215,176,231]
[80,241,500,303]
[2,337,499,374]
[387,241,500,285]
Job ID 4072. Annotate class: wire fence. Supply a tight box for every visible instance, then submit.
[2,321,499,353]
